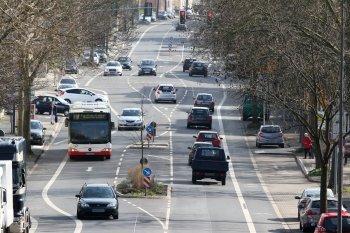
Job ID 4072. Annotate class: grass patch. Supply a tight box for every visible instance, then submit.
[116,164,167,196]
[308,168,321,176]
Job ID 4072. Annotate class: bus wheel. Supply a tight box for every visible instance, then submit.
[106,156,111,160]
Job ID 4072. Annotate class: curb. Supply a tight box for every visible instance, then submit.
[294,155,320,183]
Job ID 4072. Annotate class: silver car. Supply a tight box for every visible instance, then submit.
[154,84,177,103]
[104,61,122,76]
[118,108,144,130]
[255,125,284,148]
[299,197,345,232]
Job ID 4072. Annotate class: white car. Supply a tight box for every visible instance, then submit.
[104,61,123,76]
[153,84,177,103]
[118,108,144,130]
[55,77,78,91]
[57,87,108,104]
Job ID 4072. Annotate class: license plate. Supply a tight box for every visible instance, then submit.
[92,209,105,213]
[86,153,94,155]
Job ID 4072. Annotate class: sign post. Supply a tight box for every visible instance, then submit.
[143,168,152,196]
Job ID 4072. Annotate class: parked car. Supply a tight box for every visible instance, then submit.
[138,59,157,76]
[153,84,177,103]
[187,142,213,165]
[82,51,99,66]
[183,58,196,72]
[118,108,144,131]
[186,9,193,19]
[176,23,188,31]
[56,77,78,91]
[30,119,46,145]
[57,88,108,104]
[75,183,119,219]
[57,83,77,93]
[193,131,223,148]
[187,107,212,129]
[117,56,132,70]
[255,125,285,148]
[295,187,335,220]
[32,95,70,116]
[193,93,215,112]
[64,59,79,74]
[104,61,122,76]
[299,197,346,232]
[191,147,229,185]
[314,212,350,233]
[95,49,107,63]
[189,61,208,77]
[157,11,168,20]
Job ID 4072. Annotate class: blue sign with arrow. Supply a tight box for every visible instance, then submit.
[143,167,152,177]
[146,125,153,133]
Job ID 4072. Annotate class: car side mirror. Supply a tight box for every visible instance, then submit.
[193,135,197,138]
[111,122,115,129]
[43,127,47,131]
[153,87,156,91]
[75,194,80,198]
[187,147,191,150]
[295,196,301,200]
[226,155,230,160]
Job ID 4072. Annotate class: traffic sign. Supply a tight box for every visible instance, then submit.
[143,176,151,188]
[146,133,153,141]
[169,36,173,42]
[143,167,152,177]
[146,125,153,133]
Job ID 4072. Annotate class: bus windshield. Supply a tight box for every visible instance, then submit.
[69,121,110,144]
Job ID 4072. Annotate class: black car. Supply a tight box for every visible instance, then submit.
[30,119,46,145]
[117,56,132,70]
[176,23,188,31]
[187,142,213,165]
[157,11,168,20]
[95,49,107,63]
[183,58,196,72]
[187,107,212,129]
[189,61,208,77]
[32,95,70,116]
[76,183,119,219]
[138,59,157,76]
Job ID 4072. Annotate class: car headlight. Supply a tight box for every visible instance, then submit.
[135,120,142,123]
[119,120,126,124]
[107,202,117,208]
[104,68,109,72]
[152,68,156,71]
[79,200,89,208]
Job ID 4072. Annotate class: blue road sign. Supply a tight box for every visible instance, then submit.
[146,125,153,133]
[143,167,152,177]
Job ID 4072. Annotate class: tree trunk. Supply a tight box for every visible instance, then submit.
[320,162,329,214]
[23,77,32,155]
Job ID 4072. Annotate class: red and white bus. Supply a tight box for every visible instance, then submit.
[65,102,114,160]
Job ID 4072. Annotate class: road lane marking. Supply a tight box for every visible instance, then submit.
[86,167,92,172]
[217,84,256,233]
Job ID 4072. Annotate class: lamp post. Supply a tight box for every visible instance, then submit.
[337,0,345,232]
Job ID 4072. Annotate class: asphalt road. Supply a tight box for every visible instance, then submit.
[26,20,317,233]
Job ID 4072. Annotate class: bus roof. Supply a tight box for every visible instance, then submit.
[70,102,111,113]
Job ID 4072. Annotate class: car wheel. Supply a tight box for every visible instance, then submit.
[187,123,191,129]
[297,212,300,221]
[204,74,208,77]
[77,211,84,220]
[39,139,44,146]
[154,73,157,76]
[279,144,285,148]
[221,177,226,185]
[105,156,111,160]
[183,69,185,72]
[242,115,248,121]
[155,99,158,103]
[188,159,192,165]
[112,212,119,219]
[189,73,192,77]
[173,100,177,104]
[95,99,103,102]
[138,73,141,76]
[192,175,196,184]
[118,127,122,131]
[104,73,107,76]
[65,99,71,104]
[208,124,212,130]
[120,73,122,76]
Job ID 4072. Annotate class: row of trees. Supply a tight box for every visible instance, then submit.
[0,0,137,152]
[192,0,349,214]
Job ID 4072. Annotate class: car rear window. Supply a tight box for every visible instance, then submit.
[323,216,350,231]
[200,133,217,139]
[196,148,225,161]
[159,86,174,91]
[261,126,281,133]
[197,95,212,101]
[60,79,76,84]
[192,109,209,115]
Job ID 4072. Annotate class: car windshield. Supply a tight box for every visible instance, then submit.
[107,61,119,66]
[261,126,281,133]
[58,84,73,90]
[122,110,141,116]
[141,60,155,66]
[82,187,114,198]
[118,57,127,61]
[30,121,41,130]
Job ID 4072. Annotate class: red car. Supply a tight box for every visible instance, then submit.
[314,212,350,233]
[193,131,223,148]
